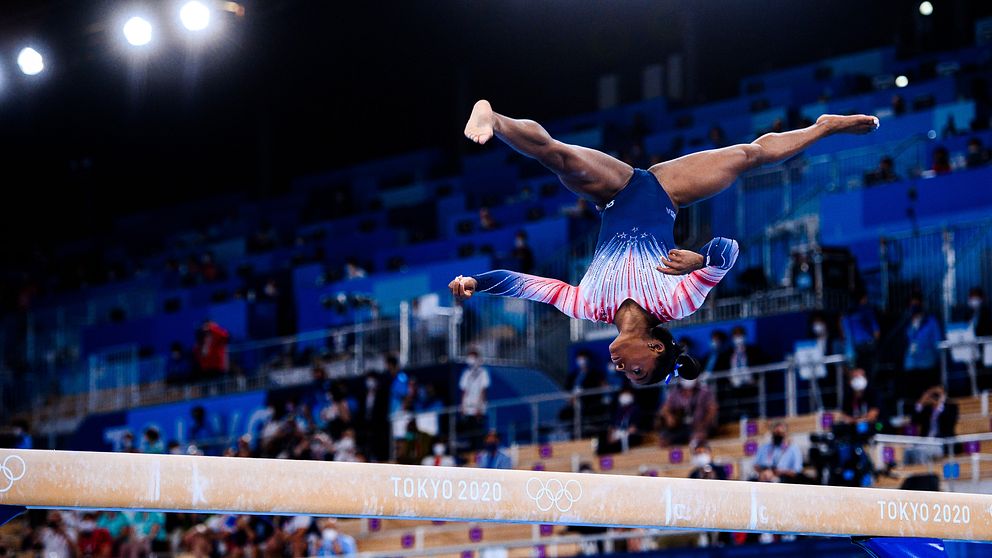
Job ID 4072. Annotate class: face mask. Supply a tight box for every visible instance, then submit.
[467,356,479,367]
[680,379,697,389]
[366,378,376,390]
[733,336,746,347]
[771,434,784,446]
[911,316,922,328]
[322,528,338,542]
[80,521,96,532]
[433,443,445,456]
[576,356,588,368]
[812,323,827,336]
[337,437,355,451]
[515,238,525,248]
[691,453,711,467]
[850,376,868,391]
[618,393,634,406]
[969,297,983,310]
[710,340,720,350]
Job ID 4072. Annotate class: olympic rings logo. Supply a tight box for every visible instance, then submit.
[0,455,25,493]
[525,477,582,513]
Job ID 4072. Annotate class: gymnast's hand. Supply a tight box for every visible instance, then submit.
[656,250,705,276]
[449,276,478,301]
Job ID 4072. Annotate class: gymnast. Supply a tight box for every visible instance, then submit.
[450,100,878,386]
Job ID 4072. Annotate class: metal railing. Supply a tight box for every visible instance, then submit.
[391,353,849,456]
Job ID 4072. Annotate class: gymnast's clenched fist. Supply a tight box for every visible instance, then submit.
[448,275,478,301]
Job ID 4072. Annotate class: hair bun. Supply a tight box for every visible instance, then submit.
[674,354,701,381]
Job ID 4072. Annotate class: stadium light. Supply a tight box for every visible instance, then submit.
[919,1,933,16]
[17,47,44,76]
[123,16,154,47]
[895,75,909,88]
[180,1,212,32]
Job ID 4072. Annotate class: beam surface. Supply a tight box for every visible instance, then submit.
[1,449,991,541]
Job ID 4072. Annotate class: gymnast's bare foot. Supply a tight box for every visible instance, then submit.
[816,114,880,135]
[464,100,496,145]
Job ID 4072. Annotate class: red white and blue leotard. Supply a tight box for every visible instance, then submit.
[471,169,739,324]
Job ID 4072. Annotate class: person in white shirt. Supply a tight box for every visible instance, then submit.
[459,350,490,449]
[421,438,456,467]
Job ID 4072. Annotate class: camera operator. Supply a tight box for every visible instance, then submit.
[753,421,806,484]
[905,385,958,464]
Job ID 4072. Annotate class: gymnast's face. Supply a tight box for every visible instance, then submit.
[609,332,665,385]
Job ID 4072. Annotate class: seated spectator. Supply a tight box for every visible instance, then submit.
[10,419,33,449]
[36,511,76,558]
[596,388,643,455]
[77,512,113,558]
[932,146,952,174]
[966,138,991,168]
[906,385,959,463]
[840,368,880,426]
[140,426,165,454]
[477,430,512,469]
[97,511,132,551]
[422,438,456,467]
[194,320,230,381]
[511,230,535,274]
[688,441,727,480]
[753,421,805,483]
[561,198,597,221]
[187,405,216,447]
[120,511,166,557]
[478,206,500,231]
[844,292,881,372]
[864,156,899,186]
[313,519,358,556]
[165,341,191,384]
[655,377,718,447]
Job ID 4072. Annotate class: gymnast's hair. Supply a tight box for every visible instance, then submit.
[644,325,700,385]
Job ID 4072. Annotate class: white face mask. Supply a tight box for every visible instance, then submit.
[618,393,634,406]
[812,322,827,336]
[680,379,697,389]
[969,297,983,310]
[366,378,376,390]
[911,316,922,328]
[433,443,445,456]
[850,376,868,391]
[466,356,479,367]
[576,356,589,368]
[322,528,338,542]
[80,520,96,532]
[691,453,712,467]
[732,336,746,347]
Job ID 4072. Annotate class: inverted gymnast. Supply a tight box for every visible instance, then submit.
[450,100,878,386]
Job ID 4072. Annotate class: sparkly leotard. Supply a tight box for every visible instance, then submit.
[471,169,738,324]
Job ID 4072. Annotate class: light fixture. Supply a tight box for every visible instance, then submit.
[17,47,44,76]
[123,16,154,47]
[180,1,212,32]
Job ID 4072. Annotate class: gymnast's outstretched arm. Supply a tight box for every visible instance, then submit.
[448,271,590,320]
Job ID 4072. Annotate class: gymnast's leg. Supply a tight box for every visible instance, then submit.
[650,114,879,208]
[465,100,633,207]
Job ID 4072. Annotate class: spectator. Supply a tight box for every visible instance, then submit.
[596,388,643,455]
[567,349,608,426]
[344,258,367,280]
[708,125,728,148]
[932,146,952,174]
[187,406,216,447]
[753,421,804,483]
[165,341,191,384]
[891,94,906,115]
[844,292,881,372]
[313,519,357,556]
[140,427,165,454]
[333,428,359,462]
[358,371,390,462]
[421,438,456,466]
[511,230,535,274]
[10,419,33,449]
[723,326,764,418]
[561,198,597,220]
[907,385,959,463]
[656,377,718,447]
[903,295,943,400]
[966,138,991,168]
[701,330,728,377]
[37,511,76,558]
[955,286,992,337]
[459,350,491,450]
[386,355,411,416]
[194,320,230,380]
[77,512,112,558]
[477,430,512,469]
[864,156,899,186]
[941,115,959,139]
[688,441,727,480]
[97,512,131,551]
[478,206,499,231]
[840,368,881,425]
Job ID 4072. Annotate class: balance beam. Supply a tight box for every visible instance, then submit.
[1,449,991,541]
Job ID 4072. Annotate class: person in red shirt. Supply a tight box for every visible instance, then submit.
[77,512,113,558]
[195,320,230,380]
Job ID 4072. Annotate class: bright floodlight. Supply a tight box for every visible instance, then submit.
[180,1,212,31]
[895,75,909,88]
[17,47,44,76]
[919,1,933,16]
[123,16,153,46]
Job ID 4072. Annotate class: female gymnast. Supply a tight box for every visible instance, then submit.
[450,100,878,386]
